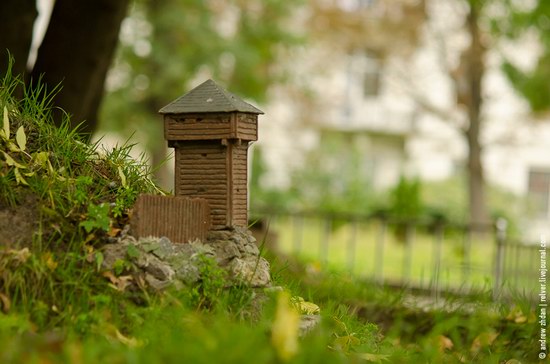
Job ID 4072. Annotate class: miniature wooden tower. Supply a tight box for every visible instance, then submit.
[160,79,263,229]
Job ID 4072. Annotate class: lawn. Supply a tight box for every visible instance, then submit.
[260,214,539,297]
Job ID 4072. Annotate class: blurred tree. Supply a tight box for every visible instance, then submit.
[0,0,130,135]
[31,0,130,135]
[440,0,550,226]
[0,0,37,79]
[100,0,301,186]
[497,1,550,112]
[366,0,550,224]
[295,0,550,227]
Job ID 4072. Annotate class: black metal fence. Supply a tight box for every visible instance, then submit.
[251,209,541,300]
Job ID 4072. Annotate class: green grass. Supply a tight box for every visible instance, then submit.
[265,214,538,296]
[0,61,541,364]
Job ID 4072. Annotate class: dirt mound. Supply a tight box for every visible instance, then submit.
[0,194,39,248]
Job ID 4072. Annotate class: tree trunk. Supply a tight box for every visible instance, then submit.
[464,2,490,228]
[0,0,37,78]
[31,0,130,136]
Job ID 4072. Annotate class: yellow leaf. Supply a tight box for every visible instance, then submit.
[7,141,19,152]
[108,227,122,237]
[2,152,25,168]
[115,329,141,347]
[471,331,499,354]
[3,106,9,138]
[14,168,28,185]
[102,271,133,292]
[438,335,454,352]
[34,151,49,167]
[44,252,58,271]
[15,126,26,151]
[0,292,10,313]
[118,166,127,187]
[356,353,391,363]
[272,291,300,361]
[7,247,31,263]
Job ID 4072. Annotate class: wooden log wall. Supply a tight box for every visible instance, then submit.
[165,113,231,141]
[230,142,249,226]
[175,141,229,228]
[130,194,211,243]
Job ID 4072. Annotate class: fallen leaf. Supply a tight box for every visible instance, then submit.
[103,271,118,285]
[2,152,25,168]
[102,271,133,292]
[438,335,454,352]
[15,126,26,151]
[118,166,127,188]
[3,106,9,138]
[107,227,122,237]
[115,329,141,347]
[356,353,391,363]
[95,251,104,271]
[471,331,499,354]
[0,292,10,313]
[44,252,58,271]
[14,168,28,185]
[8,247,31,264]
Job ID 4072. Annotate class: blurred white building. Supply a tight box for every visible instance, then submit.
[255,0,550,242]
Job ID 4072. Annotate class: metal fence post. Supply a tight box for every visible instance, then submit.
[402,223,415,286]
[431,223,444,301]
[493,218,507,300]
[347,219,358,273]
[375,219,387,284]
[292,214,304,254]
[320,217,332,264]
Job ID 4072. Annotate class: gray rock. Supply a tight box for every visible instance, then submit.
[144,273,172,290]
[101,225,271,291]
[299,315,321,336]
[228,256,271,287]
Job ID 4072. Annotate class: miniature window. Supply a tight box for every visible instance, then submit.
[528,169,550,219]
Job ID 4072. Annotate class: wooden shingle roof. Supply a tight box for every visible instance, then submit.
[159,79,264,115]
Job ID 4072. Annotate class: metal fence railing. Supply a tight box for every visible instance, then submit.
[250,209,541,300]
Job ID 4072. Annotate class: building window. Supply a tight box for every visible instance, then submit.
[363,50,382,97]
[340,0,377,11]
[528,169,550,219]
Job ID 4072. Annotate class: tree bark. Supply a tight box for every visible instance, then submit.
[0,0,37,78]
[31,0,130,136]
[464,2,490,227]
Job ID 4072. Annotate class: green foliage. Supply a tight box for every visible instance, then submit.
[80,203,111,233]
[278,133,380,215]
[0,60,161,329]
[99,0,303,163]
[502,56,550,112]
[183,254,228,309]
[492,0,550,112]
[387,176,423,220]
[0,59,537,363]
